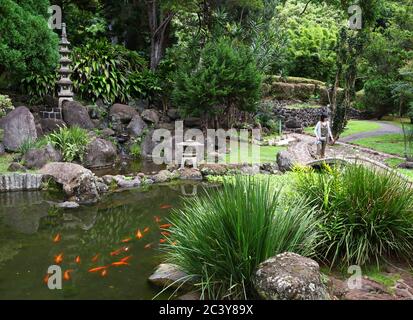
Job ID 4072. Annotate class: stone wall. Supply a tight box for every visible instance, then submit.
[270,103,373,130]
[0,173,44,192]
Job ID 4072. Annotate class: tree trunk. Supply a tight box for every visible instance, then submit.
[147,0,174,71]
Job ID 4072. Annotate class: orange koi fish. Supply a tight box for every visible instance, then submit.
[111,261,129,267]
[144,243,153,249]
[159,224,172,229]
[63,269,73,281]
[161,231,171,237]
[88,266,108,273]
[53,234,61,243]
[120,256,132,263]
[101,269,108,277]
[160,204,173,210]
[75,256,81,264]
[43,274,50,284]
[91,254,100,262]
[159,239,166,244]
[121,237,132,243]
[143,227,150,233]
[154,216,161,223]
[135,229,143,240]
[171,241,177,246]
[54,253,64,264]
[110,248,123,256]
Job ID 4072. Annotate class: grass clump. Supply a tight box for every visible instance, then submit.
[47,126,90,162]
[294,164,413,266]
[163,176,320,300]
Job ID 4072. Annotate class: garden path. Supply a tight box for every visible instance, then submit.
[287,133,400,166]
[340,121,402,142]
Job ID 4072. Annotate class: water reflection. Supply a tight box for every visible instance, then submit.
[0,183,210,299]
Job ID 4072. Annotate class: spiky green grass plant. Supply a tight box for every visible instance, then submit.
[162,176,320,300]
[294,164,413,266]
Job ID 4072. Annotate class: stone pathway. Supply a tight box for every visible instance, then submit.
[287,133,399,166]
[340,121,402,143]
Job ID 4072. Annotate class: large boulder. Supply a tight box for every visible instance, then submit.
[127,115,147,137]
[140,129,156,159]
[109,104,139,124]
[141,109,160,124]
[179,168,203,181]
[167,108,180,121]
[39,162,101,204]
[22,144,62,170]
[40,118,66,135]
[148,264,194,291]
[0,106,37,151]
[62,101,95,129]
[277,150,294,173]
[253,252,330,300]
[83,138,117,169]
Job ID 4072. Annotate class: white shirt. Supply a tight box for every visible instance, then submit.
[314,121,334,141]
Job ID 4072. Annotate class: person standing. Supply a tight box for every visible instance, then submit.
[314,114,335,159]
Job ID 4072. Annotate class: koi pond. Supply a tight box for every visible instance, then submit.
[0,182,208,300]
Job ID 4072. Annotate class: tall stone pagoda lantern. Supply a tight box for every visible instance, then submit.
[57,23,74,110]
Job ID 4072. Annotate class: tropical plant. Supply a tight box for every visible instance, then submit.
[0,94,14,117]
[46,126,90,162]
[71,39,147,104]
[162,176,320,300]
[20,73,58,103]
[294,164,413,266]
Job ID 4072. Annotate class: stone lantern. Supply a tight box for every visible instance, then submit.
[57,23,74,111]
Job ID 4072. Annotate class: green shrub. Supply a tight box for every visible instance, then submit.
[17,137,48,155]
[0,94,14,117]
[0,0,59,81]
[163,176,320,300]
[47,126,90,162]
[172,37,263,122]
[294,164,413,266]
[129,142,141,159]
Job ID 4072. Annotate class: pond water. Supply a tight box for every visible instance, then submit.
[0,182,208,300]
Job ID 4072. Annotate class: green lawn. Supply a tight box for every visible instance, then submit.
[385,158,413,181]
[0,154,14,173]
[352,134,405,157]
[225,144,285,164]
[305,120,381,138]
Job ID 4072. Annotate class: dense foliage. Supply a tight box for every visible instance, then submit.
[0,0,58,82]
[172,37,263,126]
[294,164,413,266]
[0,94,13,117]
[163,176,320,299]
